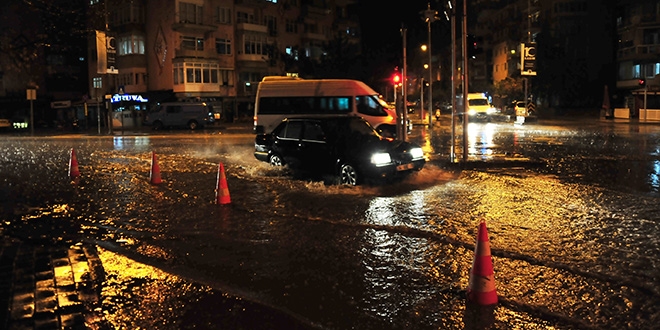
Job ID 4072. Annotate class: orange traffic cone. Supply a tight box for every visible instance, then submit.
[150,151,162,185]
[467,219,498,306]
[69,148,80,178]
[215,163,231,205]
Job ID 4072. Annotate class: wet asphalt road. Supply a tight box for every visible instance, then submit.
[1,115,659,329]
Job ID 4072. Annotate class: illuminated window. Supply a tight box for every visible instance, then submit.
[173,62,221,85]
[118,35,145,55]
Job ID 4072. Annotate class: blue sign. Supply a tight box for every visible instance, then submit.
[111,94,149,103]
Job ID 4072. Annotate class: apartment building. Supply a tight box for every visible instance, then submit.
[88,0,360,122]
[616,0,660,114]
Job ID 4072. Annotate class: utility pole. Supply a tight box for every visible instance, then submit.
[462,0,469,162]
[422,3,439,127]
[402,25,408,142]
[449,0,456,162]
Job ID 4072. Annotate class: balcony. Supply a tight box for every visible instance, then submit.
[617,44,660,61]
[236,53,268,63]
[171,21,217,34]
[174,49,217,59]
[301,32,327,41]
[236,23,268,33]
[301,5,331,17]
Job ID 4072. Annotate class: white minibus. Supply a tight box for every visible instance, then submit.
[253,76,398,136]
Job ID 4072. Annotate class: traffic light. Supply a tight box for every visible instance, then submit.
[467,35,482,59]
[392,73,401,85]
[639,78,646,87]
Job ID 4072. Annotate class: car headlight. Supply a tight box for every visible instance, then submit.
[468,109,477,115]
[371,152,392,166]
[410,147,424,160]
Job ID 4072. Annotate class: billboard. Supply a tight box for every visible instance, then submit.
[520,42,536,76]
[96,31,118,75]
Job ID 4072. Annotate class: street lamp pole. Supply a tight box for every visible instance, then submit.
[448,0,456,162]
[462,0,469,162]
[422,3,438,127]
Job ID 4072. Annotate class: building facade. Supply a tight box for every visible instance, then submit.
[88,0,361,123]
[616,0,660,115]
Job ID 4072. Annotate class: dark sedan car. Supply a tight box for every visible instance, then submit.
[254,116,426,185]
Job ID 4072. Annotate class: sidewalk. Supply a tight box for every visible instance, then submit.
[0,236,104,329]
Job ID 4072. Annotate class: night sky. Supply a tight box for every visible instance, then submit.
[358,0,447,53]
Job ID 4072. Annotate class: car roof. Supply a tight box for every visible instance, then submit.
[283,116,362,123]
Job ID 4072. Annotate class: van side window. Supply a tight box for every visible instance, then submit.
[166,106,182,114]
[260,97,351,114]
[356,96,386,116]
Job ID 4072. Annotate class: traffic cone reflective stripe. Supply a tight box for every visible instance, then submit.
[215,163,231,205]
[69,148,80,177]
[467,220,498,305]
[150,151,162,185]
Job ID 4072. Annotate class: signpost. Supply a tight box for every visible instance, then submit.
[26,89,36,135]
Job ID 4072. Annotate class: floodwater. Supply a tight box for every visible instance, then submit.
[1,118,659,329]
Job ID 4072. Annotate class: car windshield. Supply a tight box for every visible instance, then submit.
[348,118,380,137]
[469,99,489,106]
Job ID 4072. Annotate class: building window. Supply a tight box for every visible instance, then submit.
[113,3,144,25]
[181,36,204,51]
[179,2,203,24]
[118,35,145,55]
[216,38,232,55]
[265,15,277,35]
[173,62,221,85]
[220,70,234,86]
[93,77,102,89]
[236,11,256,24]
[214,7,232,24]
[285,19,298,33]
[286,46,299,61]
[244,34,268,55]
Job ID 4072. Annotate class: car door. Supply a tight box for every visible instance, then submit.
[272,120,304,168]
[298,120,332,172]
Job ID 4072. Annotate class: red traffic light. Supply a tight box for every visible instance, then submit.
[639,79,646,86]
[392,74,401,84]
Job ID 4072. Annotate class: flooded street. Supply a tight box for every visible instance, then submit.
[1,117,659,329]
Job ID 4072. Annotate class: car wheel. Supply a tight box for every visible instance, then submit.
[153,121,163,130]
[339,163,359,186]
[269,154,284,166]
[188,120,199,130]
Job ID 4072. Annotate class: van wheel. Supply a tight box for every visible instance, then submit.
[269,154,284,166]
[188,120,199,130]
[339,163,359,186]
[153,121,163,130]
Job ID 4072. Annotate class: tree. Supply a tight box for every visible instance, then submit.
[0,0,88,94]
[494,77,524,102]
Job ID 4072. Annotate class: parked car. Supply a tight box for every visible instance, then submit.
[0,118,10,130]
[511,100,536,117]
[254,116,426,185]
[143,102,215,130]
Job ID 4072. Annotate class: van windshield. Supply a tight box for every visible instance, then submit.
[356,95,387,116]
[469,99,489,106]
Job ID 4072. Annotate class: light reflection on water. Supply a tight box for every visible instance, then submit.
[113,136,151,151]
